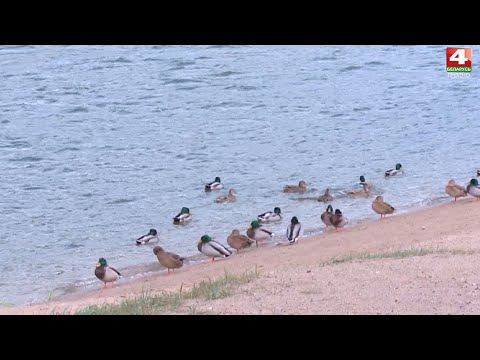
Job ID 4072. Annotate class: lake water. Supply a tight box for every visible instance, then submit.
[0,45,479,305]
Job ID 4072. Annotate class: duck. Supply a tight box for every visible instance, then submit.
[329,209,347,231]
[173,207,192,224]
[153,246,184,274]
[385,163,403,177]
[246,220,274,244]
[445,179,467,202]
[371,195,395,218]
[95,258,122,288]
[283,180,308,193]
[476,169,480,177]
[359,175,374,190]
[286,216,303,244]
[317,188,333,202]
[257,207,282,223]
[321,204,334,228]
[197,235,232,262]
[466,178,480,200]
[227,229,256,253]
[347,183,370,198]
[215,189,237,203]
[205,177,224,192]
[135,229,159,245]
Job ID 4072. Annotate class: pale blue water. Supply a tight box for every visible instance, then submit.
[1,45,479,305]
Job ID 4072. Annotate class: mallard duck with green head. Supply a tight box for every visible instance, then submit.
[246,220,274,244]
[257,207,282,223]
[286,216,303,244]
[466,178,480,200]
[445,179,467,202]
[173,207,192,224]
[197,235,232,262]
[227,229,256,253]
[359,175,374,190]
[135,229,159,245]
[385,163,403,177]
[205,177,224,192]
[153,246,184,274]
[95,258,122,288]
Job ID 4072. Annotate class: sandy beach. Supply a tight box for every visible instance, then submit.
[2,197,480,315]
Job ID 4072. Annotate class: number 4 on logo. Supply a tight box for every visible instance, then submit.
[446,47,472,67]
[450,49,469,64]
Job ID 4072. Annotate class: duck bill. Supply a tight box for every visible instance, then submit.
[96,262,101,268]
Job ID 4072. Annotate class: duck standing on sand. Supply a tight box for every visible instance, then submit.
[318,188,333,202]
[95,258,122,288]
[466,178,480,200]
[153,246,184,274]
[445,179,467,202]
[246,220,274,244]
[385,163,403,177]
[329,209,346,231]
[227,229,256,253]
[135,229,159,245]
[197,235,232,262]
[173,207,192,224]
[257,207,282,223]
[215,189,237,203]
[371,196,395,218]
[321,204,334,228]
[205,177,224,192]
[286,216,303,244]
[283,180,308,193]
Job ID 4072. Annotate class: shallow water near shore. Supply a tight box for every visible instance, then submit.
[0,45,479,305]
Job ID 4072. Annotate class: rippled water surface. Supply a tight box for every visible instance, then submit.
[1,45,479,305]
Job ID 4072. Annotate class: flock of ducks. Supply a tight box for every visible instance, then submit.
[94,164,480,288]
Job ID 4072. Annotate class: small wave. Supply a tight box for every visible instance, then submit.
[340,65,363,72]
[365,61,387,66]
[176,86,200,91]
[353,107,371,112]
[9,156,42,162]
[103,57,133,64]
[65,106,88,113]
[107,198,137,205]
[1,120,10,124]
[163,78,204,85]
[388,84,415,89]
[224,85,257,91]
[55,147,81,153]
[22,186,45,191]
[212,71,241,77]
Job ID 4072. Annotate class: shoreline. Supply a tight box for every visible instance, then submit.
[2,196,480,314]
[36,192,454,303]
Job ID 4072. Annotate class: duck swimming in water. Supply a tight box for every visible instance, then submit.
[283,180,308,193]
[173,207,192,224]
[257,207,282,223]
[385,163,403,177]
[205,177,224,192]
[135,229,159,245]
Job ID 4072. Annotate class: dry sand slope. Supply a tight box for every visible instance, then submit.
[2,197,480,315]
